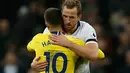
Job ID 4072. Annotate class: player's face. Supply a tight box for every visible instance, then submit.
[62,6,81,33]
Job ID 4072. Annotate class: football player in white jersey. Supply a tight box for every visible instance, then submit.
[31,0,99,73]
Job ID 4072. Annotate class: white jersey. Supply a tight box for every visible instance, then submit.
[43,21,97,73]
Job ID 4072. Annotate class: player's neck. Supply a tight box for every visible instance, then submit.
[50,27,63,32]
[65,24,77,35]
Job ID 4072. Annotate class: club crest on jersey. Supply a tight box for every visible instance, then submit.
[93,33,96,37]
[91,32,96,38]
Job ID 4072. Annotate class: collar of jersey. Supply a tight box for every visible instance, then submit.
[51,31,65,35]
[72,21,80,33]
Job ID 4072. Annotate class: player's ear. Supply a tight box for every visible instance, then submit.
[46,24,50,29]
[45,22,49,27]
[78,14,82,20]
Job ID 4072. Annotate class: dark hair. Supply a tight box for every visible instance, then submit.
[62,0,82,15]
[44,8,63,26]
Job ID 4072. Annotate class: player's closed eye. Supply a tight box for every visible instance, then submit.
[63,15,68,18]
[69,16,75,19]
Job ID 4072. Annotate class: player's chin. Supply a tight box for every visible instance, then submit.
[64,27,72,31]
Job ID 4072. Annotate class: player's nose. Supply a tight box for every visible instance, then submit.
[66,19,70,24]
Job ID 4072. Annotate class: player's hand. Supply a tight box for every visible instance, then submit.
[49,33,71,47]
[31,56,48,72]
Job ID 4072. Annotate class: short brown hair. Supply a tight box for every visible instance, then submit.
[62,0,82,15]
[44,8,63,26]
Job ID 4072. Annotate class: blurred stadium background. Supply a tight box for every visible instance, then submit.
[0,0,130,73]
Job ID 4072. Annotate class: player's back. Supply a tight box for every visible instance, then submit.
[27,33,85,73]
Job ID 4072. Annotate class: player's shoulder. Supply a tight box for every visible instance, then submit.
[33,33,44,38]
[79,21,95,31]
[32,33,50,40]
[79,21,92,27]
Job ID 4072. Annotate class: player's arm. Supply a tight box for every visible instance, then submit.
[50,34,105,60]
[68,39,105,59]
[66,40,99,60]
[50,34,97,60]
[50,31,104,61]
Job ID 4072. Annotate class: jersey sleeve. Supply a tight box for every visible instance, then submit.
[27,40,35,51]
[85,26,97,44]
[98,49,105,59]
[27,34,41,51]
[43,27,50,33]
[84,24,105,59]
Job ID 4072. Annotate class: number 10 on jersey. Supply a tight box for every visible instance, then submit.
[44,52,68,73]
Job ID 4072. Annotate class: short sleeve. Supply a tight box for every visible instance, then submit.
[27,40,36,51]
[85,25,97,44]
[27,34,41,51]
